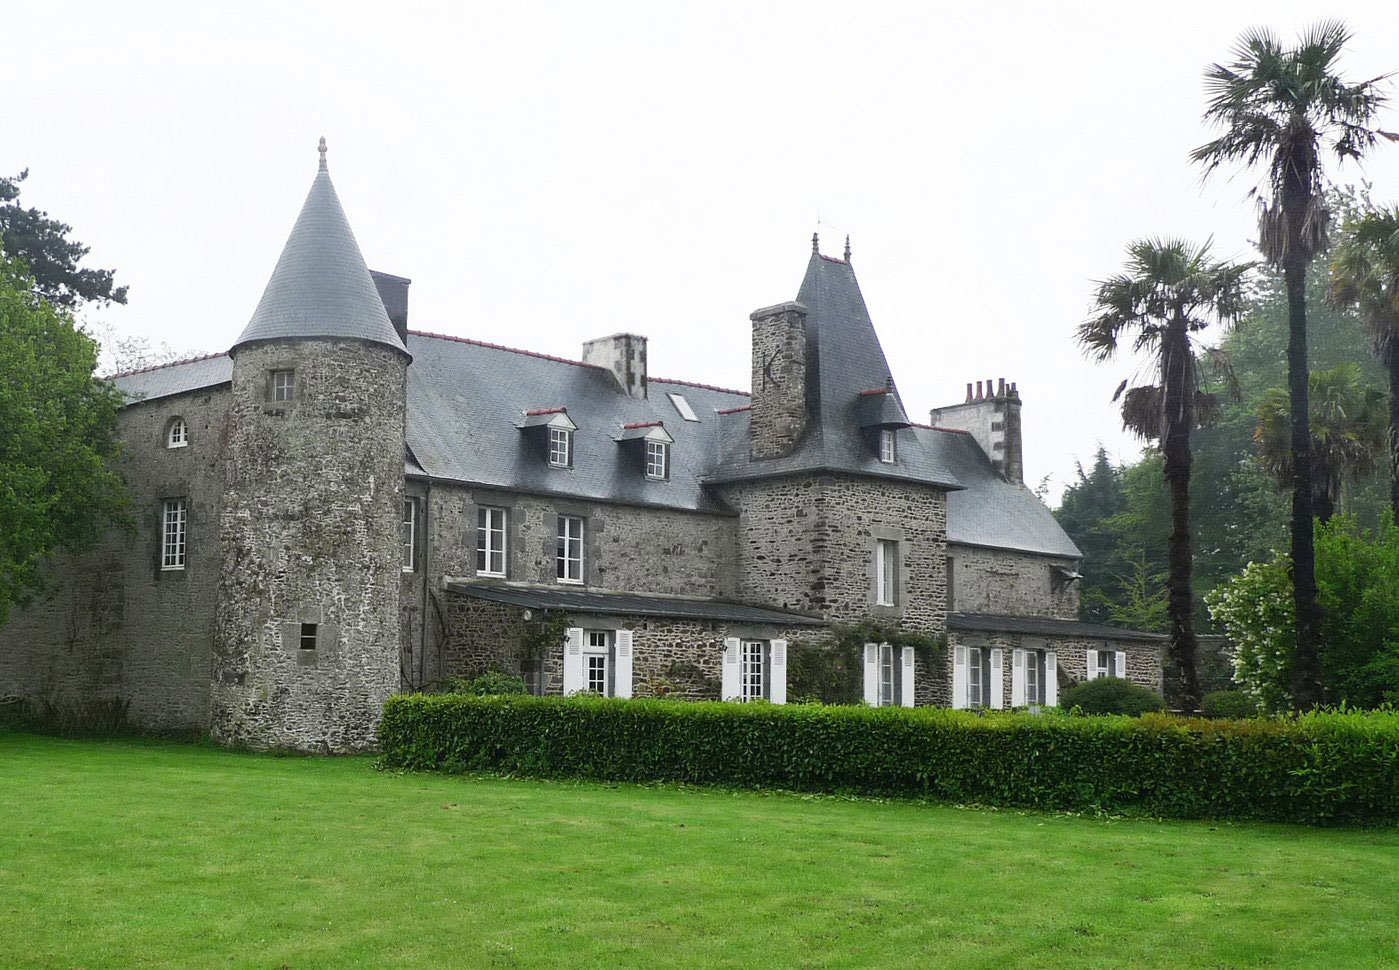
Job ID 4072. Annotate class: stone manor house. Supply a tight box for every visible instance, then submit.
[0,145,1163,750]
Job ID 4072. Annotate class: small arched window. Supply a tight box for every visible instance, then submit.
[167,417,188,449]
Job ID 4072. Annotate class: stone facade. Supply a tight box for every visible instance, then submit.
[210,338,408,752]
[946,544,1080,619]
[0,388,230,732]
[720,474,947,631]
[945,630,1163,709]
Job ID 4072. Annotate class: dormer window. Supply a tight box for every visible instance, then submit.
[166,417,188,448]
[645,440,669,480]
[549,427,572,467]
[879,428,896,464]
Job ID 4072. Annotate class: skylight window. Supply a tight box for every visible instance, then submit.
[667,392,700,422]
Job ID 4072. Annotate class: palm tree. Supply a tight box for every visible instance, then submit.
[1329,206,1399,523]
[1081,239,1252,712]
[1255,364,1386,522]
[1192,21,1393,709]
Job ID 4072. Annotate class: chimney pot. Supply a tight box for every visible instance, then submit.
[965,382,973,402]
[998,377,1006,396]
[975,380,983,399]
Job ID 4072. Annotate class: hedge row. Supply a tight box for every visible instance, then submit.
[377,694,1399,825]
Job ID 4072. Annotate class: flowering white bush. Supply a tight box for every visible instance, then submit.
[1205,556,1295,713]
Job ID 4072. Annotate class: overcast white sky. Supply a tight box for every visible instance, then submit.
[8,1,1399,503]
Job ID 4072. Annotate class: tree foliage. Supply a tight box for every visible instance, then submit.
[0,170,127,310]
[0,256,128,625]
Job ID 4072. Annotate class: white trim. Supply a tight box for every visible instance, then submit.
[952,644,968,709]
[769,639,787,705]
[556,514,584,584]
[875,539,896,606]
[645,439,669,480]
[989,648,1003,709]
[721,637,741,701]
[161,497,187,571]
[562,628,584,693]
[1011,648,1026,707]
[878,428,896,463]
[862,643,879,706]
[899,645,916,708]
[476,506,507,577]
[548,426,572,467]
[166,417,188,448]
[1115,651,1127,681]
[1045,651,1058,706]
[401,498,417,573]
[614,629,634,699]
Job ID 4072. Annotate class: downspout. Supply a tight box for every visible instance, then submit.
[419,477,432,689]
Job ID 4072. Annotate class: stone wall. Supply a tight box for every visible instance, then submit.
[720,473,947,632]
[0,386,230,732]
[946,544,1080,619]
[211,338,407,752]
[945,631,1164,708]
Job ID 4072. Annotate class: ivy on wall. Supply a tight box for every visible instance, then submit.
[788,620,946,705]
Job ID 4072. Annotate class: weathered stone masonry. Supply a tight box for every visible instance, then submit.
[211,338,407,752]
[947,544,1080,619]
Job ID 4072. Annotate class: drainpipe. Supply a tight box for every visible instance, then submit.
[418,477,432,689]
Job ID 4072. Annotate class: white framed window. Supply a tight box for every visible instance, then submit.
[967,646,982,707]
[645,440,668,480]
[166,417,188,448]
[585,630,611,695]
[740,640,766,702]
[548,427,572,467]
[271,369,295,402]
[556,515,584,584]
[476,507,507,577]
[401,498,417,572]
[1090,650,1117,680]
[1025,650,1042,705]
[161,498,187,570]
[879,428,896,463]
[875,539,897,606]
[877,643,896,707]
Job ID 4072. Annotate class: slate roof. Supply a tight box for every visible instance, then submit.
[448,582,826,625]
[405,331,748,512]
[935,428,1083,558]
[947,612,1166,642]
[708,254,960,490]
[111,353,232,402]
[232,148,408,355]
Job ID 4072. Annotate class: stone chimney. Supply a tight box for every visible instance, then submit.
[929,377,1023,484]
[582,332,648,399]
[749,301,808,460]
[370,270,411,345]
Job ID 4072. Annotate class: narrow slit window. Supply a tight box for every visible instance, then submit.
[401,499,417,572]
[299,623,318,650]
[875,539,897,606]
[161,498,187,570]
[879,428,896,463]
[877,643,895,707]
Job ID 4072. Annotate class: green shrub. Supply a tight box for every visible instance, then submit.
[1058,677,1165,716]
[441,671,528,696]
[378,694,1399,825]
[1200,690,1256,719]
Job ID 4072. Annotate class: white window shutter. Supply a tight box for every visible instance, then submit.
[721,637,741,701]
[769,639,787,705]
[1115,651,1127,681]
[989,648,1003,709]
[1086,648,1099,680]
[900,646,915,708]
[563,627,584,694]
[1011,649,1026,707]
[613,629,633,699]
[862,643,879,705]
[1044,651,1058,706]
[952,644,968,709]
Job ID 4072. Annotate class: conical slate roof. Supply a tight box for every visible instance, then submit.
[233,141,407,355]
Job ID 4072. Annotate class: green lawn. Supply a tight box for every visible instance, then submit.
[2,733,1396,970]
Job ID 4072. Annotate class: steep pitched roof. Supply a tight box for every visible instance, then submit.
[707,252,959,490]
[232,144,407,355]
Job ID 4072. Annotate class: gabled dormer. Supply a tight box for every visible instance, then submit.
[518,407,577,468]
[614,421,674,480]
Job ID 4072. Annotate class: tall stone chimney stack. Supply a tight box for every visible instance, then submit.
[748,301,809,460]
[930,377,1024,484]
[582,332,648,398]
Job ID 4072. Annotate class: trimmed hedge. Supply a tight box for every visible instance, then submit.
[378,695,1399,825]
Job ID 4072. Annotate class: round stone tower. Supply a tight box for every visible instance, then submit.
[211,139,411,752]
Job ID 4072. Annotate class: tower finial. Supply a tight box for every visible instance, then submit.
[811,231,819,254]
[843,234,851,261]
[318,136,328,172]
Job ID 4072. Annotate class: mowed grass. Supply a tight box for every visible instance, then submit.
[1,733,1396,970]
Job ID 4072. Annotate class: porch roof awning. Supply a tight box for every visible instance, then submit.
[947,612,1167,642]
[446,581,827,626]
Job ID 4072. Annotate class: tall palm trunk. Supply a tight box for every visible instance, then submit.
[1389,345,1399,525]
[1161,317,1200,711]
[1284,246,1323,709]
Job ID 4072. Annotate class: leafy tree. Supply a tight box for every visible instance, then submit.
[1193,20,1395,708]
[1080,238,1251,711]
[0,170,127,309]
[0,255,128,626]
[1255,363,1386,522]
[1330,204,1399,522]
